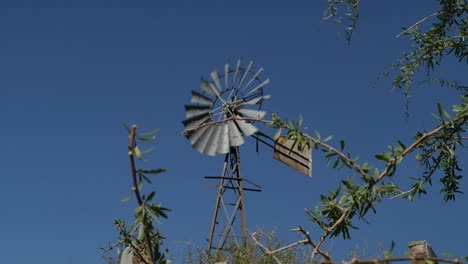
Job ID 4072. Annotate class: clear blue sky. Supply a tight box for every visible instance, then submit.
[1,0,467,263]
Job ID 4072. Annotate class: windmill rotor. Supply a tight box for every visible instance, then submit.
[182,59,270,156]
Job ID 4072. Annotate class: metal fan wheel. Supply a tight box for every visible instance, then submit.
[183,59,271,156]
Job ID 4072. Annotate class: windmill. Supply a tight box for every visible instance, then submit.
[182,59,312,253]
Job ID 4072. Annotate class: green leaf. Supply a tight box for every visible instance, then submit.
[437,103,451,119]
[315,130,321,141]
[138,172,152,184]
[274,128,283,140]
[122,123,131,134]
[121,194,132,203]
[333,158,340,168]
[136,135,156,142]
[323,135,333,142]
[138,129,159,137]
[140,147,153,155]
[340,139,345,151]
[397,140,406,150]
[146,191,156,201]
[139,168,166,174]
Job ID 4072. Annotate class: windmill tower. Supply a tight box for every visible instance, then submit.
[182,59,311,253]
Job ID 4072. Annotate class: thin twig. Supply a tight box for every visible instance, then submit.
[293,225,331,262]
[250,232,283,264]
[396,12,439,38]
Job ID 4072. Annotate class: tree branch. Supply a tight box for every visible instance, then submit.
[250,232,283,264]
[396,12,439,38]
[128,125,154,263]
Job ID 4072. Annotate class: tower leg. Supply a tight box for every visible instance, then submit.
[207,147,248,253]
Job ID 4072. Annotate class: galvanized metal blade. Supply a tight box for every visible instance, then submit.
[216,123,230,154]
[200,79,221,99]
[245,78,270,96]
[182,112,210,130]
[192,125,216,155]
[242,67,264,92]
[238,108,266,119]
[185,104,211,119]
[243,94,271,105]
[227,120,245,146]
[191,90,213,106]
[202,124,222,156]
[211,70,223,92]
[224,64,229,90]
[188,124,209,145]
[234,116,258,136]
[231,59,241,89]
[237,60,253,89]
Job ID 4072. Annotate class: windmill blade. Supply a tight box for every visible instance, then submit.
[228,120,245,146]
[200,79,221,99]
[245,78,270,96]
[238,109,266,119]
[182,112,210,130]
[188,124,209,145]
[216,122,230,154]
[191,90,213,106]
[237,60,253,89]
[234,116,258,136]
[243,94,271,105]
[242,67,264,92]
[192,125,216,155]
[224,64,229,90]
[211,70,223,91]
[201,124,223,156]
[185,105,211,119]
[231,59,241,88]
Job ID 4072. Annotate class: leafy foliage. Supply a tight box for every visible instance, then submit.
[268,93,467,260]
[102,125,170,264]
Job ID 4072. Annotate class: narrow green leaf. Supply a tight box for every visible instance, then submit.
[136,135,156,142]
[138,129,159,137]
[146,191,156,201]
[122,123,131,134]
[340,139,345,151]
[138,172,152,184]
[323,135,333,142]
[121,194,132,203]
[140,147,153,155]
[274,128,282,140]
[333,158,340,168]
[397,140,406,150]
[315,130,321,141]
[139,168,166,175]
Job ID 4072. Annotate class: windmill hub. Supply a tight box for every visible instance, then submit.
[222,97,242,118]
